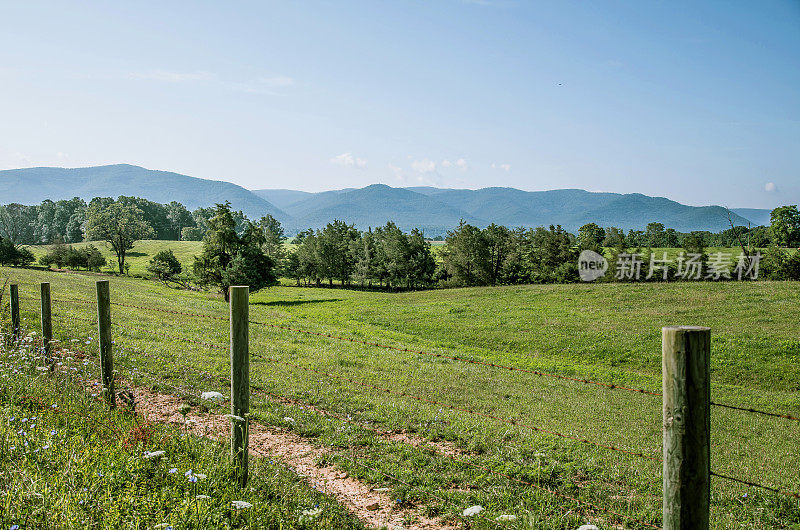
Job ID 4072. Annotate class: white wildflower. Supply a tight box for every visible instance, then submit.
[463,505,483,517]
[143,450,166,460]
[231,500,253,509]
[496,514,517,522]
[577,526,600,530]
[196,494,211,500]
[283,417,295,423]
[201,391,224,402]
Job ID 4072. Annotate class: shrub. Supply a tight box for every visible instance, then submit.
[147,249,183,284]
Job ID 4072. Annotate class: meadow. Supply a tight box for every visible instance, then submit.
[1,265,799,528]
[28,240,204,277]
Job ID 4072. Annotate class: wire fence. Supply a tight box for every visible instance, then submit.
[8,287,800,528]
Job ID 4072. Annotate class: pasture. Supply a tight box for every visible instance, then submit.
[28,240,203,277]
[2,265,799,528]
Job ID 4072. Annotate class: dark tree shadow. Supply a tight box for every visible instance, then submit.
[251,299,342,307]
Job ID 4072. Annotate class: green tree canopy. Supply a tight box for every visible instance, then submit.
[770,205,800,247]
[84,201,155,273]
[193,202,276,300]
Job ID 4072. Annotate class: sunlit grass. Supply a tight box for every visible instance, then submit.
[2,265,799,528]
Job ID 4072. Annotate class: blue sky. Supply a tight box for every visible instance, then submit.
[0,1,797,208]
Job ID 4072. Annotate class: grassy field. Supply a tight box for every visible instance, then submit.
[28,240,204,277]
[1,266,799,528]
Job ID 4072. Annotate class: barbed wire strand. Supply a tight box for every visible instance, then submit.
[248,351,660,462]
[711,471,800,501]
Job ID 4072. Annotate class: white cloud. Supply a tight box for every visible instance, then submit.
[330,152,367,168]
[412,159,436,173]
[128,70,215,82]
[441,158,467,170]
[492,162,511,172]
[765,182,777,192]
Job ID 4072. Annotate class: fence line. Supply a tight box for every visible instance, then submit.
[58,340,659,529]
[10,284,800,527]
[99,321,662,460]
[18,294,800,423]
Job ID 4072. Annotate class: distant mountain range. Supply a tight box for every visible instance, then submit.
[0,164,771,235]
[0,164,288,221]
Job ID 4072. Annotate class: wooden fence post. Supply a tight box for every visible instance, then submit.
[662,326,711,530]
[40,282,53,368]
[96,280,115,408]
[10,283,20,343]
[230,285,250,487]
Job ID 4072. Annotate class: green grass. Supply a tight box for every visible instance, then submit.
[2,266,799,528]
[28,240,204,277]
[0,330,363,528]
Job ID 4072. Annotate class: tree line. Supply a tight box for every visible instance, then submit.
[0,196,237,247]
[2,196,800,287]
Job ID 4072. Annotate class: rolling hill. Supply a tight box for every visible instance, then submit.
[0,164,288,222]
[1,164,768,235]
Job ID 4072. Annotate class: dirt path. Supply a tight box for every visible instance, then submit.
[133,386,455,530]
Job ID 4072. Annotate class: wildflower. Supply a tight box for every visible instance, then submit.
[231,500,253,509]
[283,417,295,423]
[463,505,483,517]
[188,475,198,483]
[496,514,517,522]
[196,494,211,500]
[42,445,49,450]
[185,469,193,477]
[299,507,323,522]
[168,468,177,474]
[143,450,165,460]
[201,391,224,402]
[50,430,57,436]
[194,473,207,480]
[36,366,49,371]
[577,526,600,530]
[11,525,20,530]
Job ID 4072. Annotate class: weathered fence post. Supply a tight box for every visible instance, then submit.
[662,326,711,530]
[10,283,20,343]
[40,282,53,368]
[96,280,115,408]
[230,285,250,487]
